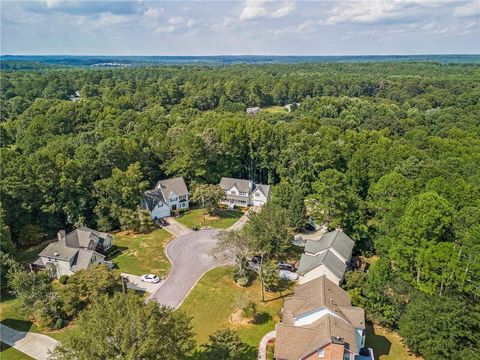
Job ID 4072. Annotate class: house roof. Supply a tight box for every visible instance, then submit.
[39,241,78,261]
[274,314,359,359]
[64,226,110,249]
[143,177,188,211]
[297,250,347,280]
[71,249,104,272]
[253,183,271,198]
[155,177,188,197]
[305,230,355,260]
[282,276,365,329]
[219,177,252,193]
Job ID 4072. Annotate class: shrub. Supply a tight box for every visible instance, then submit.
[54,318,64,330]
[242,301,258,322]
[236,276,250,287]
[58,275,69,285]
[18,224,44,247]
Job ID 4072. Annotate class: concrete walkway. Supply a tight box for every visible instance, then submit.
[258,330,276,360]
[227,211,250,231]
[163,217,192,237]
[0,324,59,360]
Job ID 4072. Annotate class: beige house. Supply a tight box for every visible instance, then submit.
[219,177,270,207]
[274,276,369,360]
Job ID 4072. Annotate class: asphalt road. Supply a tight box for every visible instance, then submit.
[148,229,228,309]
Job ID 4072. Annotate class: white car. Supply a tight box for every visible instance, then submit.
[278,270,299,281]
[140,274,161,284]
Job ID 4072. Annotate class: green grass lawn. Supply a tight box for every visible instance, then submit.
[0,293,70,342]
[263,106,287,114]
[0,342,34,360]
[180,267,290,349]
[176,208,244,230]
[366,322,423,360]
[109,229,172,276]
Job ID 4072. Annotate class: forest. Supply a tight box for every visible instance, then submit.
[1,61,480,359]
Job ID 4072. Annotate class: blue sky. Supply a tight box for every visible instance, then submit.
[1,0,479,55]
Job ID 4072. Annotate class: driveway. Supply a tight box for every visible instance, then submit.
[121,273,163,293]
[0,324,59,360]
[163,217,192,237]
[148,229,229,309]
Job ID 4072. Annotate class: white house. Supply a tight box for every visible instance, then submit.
[297,230,355,285]
[141,177,189,219]
[219,177,270,207]
[246,106,260,115]
[34,228,113,278]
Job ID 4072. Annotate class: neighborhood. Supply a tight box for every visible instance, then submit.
[25,175,373,360]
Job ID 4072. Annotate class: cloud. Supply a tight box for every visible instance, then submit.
[144,8,164,19]
[155,16,195,34]
[239,0,295,21]
[269,20,318,37]
[454,1,480,18]
[23,0,146,16]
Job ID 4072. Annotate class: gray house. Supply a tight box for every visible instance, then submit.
[297,230,355,285]
[219,177,270,207]
[33,227,113,278]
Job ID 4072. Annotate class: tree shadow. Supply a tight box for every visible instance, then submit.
[253,312,272,325]
[188,343,257,360]
[105,245,128,261]
[0,341,13,352]
[1,318,33,333]
[364,322,392,357]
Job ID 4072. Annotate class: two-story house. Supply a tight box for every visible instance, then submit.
[219,177,270,207]
[274,276,369,360]
[33,227,114,278]
[141,177,189,219]
[297,230,355,285]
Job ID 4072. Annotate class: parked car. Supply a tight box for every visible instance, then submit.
[278,262,295,272]
[278,270,299,281]
[140,274,161,284]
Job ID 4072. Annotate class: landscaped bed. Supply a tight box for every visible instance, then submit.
[179,266,289,348]
[109,229,172,276]
[176,208,244,230]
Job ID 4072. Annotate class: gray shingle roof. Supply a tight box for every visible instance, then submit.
[297,250,347,280]
[219,177,252,193]
[254,183,270,198]
[71,249,104,271]
[305,230,354,261]
[39,241,78,261]
[63,227,111,249]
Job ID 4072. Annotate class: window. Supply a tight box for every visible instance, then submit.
[343,352,351,360]
[255,192,261,197]
[230,190,237,195]
[239,191,247,196]
[170,196,178,201]
[179,194,187,200]
[317,349,325,358]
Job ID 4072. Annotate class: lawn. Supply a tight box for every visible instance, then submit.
[0,293,70,342]
[365,322,423,360]
[109,229,173,276]
[263,106,287,114]
[0,342,34,360]
[176,208,244,230]
[180,267,290,349]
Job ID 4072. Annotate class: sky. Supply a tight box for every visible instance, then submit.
[1,0,479,55]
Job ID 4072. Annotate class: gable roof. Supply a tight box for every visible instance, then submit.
[274,314,359,359]
[155,177,188,198]
[219,177,252,193]
[282,276,365,329]
[253,183,271,198]
[71,249,104,272]
[297,250,347,280]
[305,230,355,260]
[64,227,111,249]
[143,188,166,211]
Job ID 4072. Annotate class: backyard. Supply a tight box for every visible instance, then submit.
[0,342,34,360]
[180,266,290,350]
[109,229,172,276]
[176,208,244,230]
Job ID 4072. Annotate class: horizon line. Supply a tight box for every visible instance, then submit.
[2,53,479,57]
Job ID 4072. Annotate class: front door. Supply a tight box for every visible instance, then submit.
[172,204,177,211]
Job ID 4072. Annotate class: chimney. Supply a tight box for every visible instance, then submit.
[57,230,66,242]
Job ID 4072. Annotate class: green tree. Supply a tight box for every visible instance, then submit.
[287,188,306,230]
[202,329,251,360]
[399,294,480,360]
[52,292,195,360]
[190,184,225,215]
